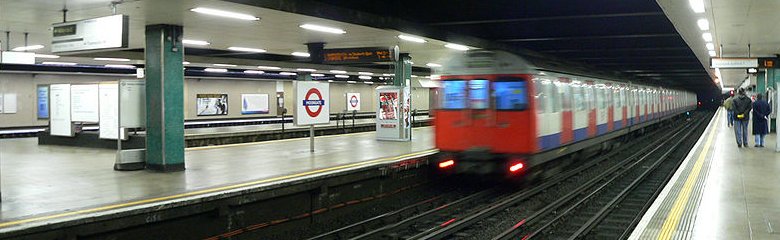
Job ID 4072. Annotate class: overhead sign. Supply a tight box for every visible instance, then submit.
[710,58,758,69]
[52,14,129,53]
[758,58,780,68]
[346,93,361,111]
[294,81,330,125]
[323,47,397,64]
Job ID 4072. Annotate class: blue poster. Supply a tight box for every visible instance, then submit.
[37,85,49,119]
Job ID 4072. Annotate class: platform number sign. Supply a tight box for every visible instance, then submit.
[347,93,361,111]
[294,81,330,125]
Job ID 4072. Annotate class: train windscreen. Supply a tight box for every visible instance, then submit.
[468,79,490,109]
[441,80,467,109]
[494,81,528,111]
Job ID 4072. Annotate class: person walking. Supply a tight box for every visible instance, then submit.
[723,94,734,127]
[732,88,753,148]
[752,93,771,147]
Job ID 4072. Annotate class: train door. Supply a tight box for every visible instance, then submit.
[585,81,597,137]
[612,85,623,129]
[620,85,628,128]
[641,89,648,122]
[535,77,561,151]
[435,79,469,151]
[466,78,494,148]
[606,83,614,132]
[571,80,589,142]
[632,87,639,125]
[492,76,534,153]
[596,82,608,135]
[558,78,573,144]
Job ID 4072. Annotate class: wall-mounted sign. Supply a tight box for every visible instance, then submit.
[51,14,129,53]
[294,81,330,125]
[37,85,49,119]
[70,84,100,122]
[196,94,228,116]
[710,58,758,69]
[346,93,361,111]
[2,93,17,114]
[50,84,73,136]
[0,51,35,64]
[99,83,125,140]
[323,47,397,64]
[241,94,269,114]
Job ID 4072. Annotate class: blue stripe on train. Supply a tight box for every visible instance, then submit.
[538,133,560,151]
[614,120,623,129]
[597,123,608,135]
[573,128,588,142]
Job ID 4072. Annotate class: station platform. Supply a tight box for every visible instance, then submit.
[630,109,780,240]
[0,127,435,233]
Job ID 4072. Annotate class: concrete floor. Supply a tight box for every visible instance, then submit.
[0,127,434,222]
[632,109,780,240]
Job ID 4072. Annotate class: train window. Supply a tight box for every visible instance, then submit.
[468,79,490,109]
[441,80,467,109]
[493,81,528,110]
[585,85,594,109]
[597,87,606,109]
[559,82,571,111]
[572,85,586,111]
[550,82,561,112]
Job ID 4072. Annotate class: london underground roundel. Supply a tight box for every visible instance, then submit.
[303,88,325,117]
[294,81,330,125]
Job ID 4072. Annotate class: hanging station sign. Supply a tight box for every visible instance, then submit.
[710,58,758,69]
[323,46,398,64]
[51,14,129,53]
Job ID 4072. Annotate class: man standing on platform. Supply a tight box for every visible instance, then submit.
[732,88,753,148]
[752,93,771,147]
[724,94,734,127]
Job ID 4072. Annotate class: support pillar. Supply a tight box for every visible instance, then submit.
[394,53,411,86]
[757,71,766,94]
[145,24,185,172]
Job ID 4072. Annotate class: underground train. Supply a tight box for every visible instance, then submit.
[432,50,697,176]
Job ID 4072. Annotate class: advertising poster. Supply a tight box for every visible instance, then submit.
[293,81,330,125]
[37,85,49,118]
[241,94,269,114]
[379,92,398,120]
[50,84,73,136]
[70,84,100,122]
[2,93,17,113]
[346,93,361,111]
[196,94,228,116]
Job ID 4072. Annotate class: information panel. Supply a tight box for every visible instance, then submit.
[119,79,145,128]
[71,84,100,122]
[50,84,73,136]
[294,81,330,125]
[241,94,269,114]
[346,93,361,111]
[52,14,129,53]
[2,93,17,114]
[376,86,411,141]
[37,85,49,118]
[98,83,127,140]
[323,47,397,64]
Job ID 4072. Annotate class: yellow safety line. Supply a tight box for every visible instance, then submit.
[656,113,720,240]
[0,148,438,229]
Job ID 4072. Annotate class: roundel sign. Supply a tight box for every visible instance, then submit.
[347,93,361,111]
[294,81,330,125]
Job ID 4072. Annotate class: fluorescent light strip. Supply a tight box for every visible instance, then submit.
[347,81,357,83]
[183,61,191,65]
[444,43,469,51]
[335,75,349,78]
[190,7,259,21]
[34,54,60,59]
[299,24,346,34]
[204,68,228,73]
[364,81,374,84]
[426,63,442,67]
[244,70,265,74]
[398,35,427,43]
[359,75,372,80]
[689,0,705,13]
[105,64,136,69]
[358,72,374,75]
[12,45,44,51]
[42,61,77,65]
[94,57,130,62]
[213,63,237,67]
[330,70,347,74]
[706,43,715,51]
[280,72,297,75]
[297,68,317,72]
[291,52,311,57]
[327,80,335,83]
[697,19,709,31]
[708,50,717,57]
[183,39,210,45]
[311,73,325,77]
[702,32,713,42]
[227,46,267,53]
[257,66,280,70]
[382,73,394,76]
[411,75,419,77]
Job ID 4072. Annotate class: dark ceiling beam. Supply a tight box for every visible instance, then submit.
[500,33,678,42]
[542,47,690,53]
[623,69,705,73]
[573,56,691,61]
[428,12,664,26]
[594,61,698,66]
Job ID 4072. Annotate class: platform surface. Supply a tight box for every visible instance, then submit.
[631,109,780,240]
[0,127,434,229]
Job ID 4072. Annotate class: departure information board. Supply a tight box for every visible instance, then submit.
[323,47,397,64]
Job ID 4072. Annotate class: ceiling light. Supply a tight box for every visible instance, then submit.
[358,72,374,75]
[426,63,442,67]
[41,61,76,65]
[708,50,717,57]
[689,0,705,13]
[227,46,267,53]
[706,43,715,50]
[383,73,394,76]
[12,45,44,51]
[444,43,469,51]
[204,68,228,72]
[359,75,372,80]
[34,54,59,59]
[105,64,136,69]
[213,63,237,67]
[183,39,210,45]
[297,68,317,72]
[328,80,334,83]
[335,75,349,78]
[364,81,374,84]
[244,70,265,74]
[257,66,280,70]
[411,75,419,77]
[398,35,427,43]
[330,70,347,74]
[291,52,311,57]
[190,7,259,21]
[311,73,325,77]
[299,24,346,34]
[697,19,710,31]
[347,81,357,84]
[94,57,130,62]
[280,72,297,75]
[183,61,191,65]
[702,32,713,42]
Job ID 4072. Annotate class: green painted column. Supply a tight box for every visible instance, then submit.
[757,71,766,94]
[145,25,185,172]
[394,53,411,86]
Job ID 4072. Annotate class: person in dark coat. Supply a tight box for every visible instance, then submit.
[752,93,771,147]
[732,88,753,148]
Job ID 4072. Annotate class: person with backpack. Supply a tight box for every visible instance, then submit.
[732,88,753,148]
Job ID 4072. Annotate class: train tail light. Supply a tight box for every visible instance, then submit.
[438,160,455,169]
[509,162,525,173]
